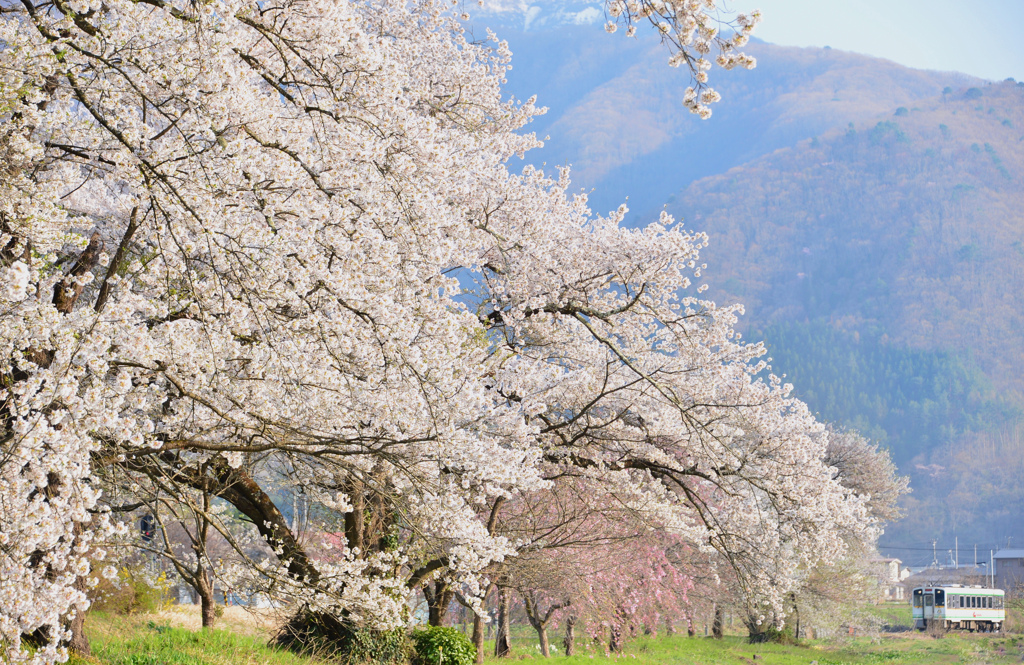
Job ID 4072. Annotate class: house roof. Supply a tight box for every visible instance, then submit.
[994,549,1024,559]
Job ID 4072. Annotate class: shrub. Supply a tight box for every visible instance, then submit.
[89,567,170,615]
[411,627,475,665]
[274,610,409,665]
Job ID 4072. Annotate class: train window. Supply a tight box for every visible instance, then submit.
[913,590,923,607]
[987,597,992,609]
[995,596,1004,609]
[950,595,959,608]
[925,594,933,607]
[935,590,945,606]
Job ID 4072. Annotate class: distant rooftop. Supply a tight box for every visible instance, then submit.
[994,549,1024,559]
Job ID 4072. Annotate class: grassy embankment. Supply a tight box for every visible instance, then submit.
[71,606,1024,665]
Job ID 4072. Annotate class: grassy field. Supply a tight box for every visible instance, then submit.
[71,612,306,665]
[70,608,1024,665]
[495,633,1024,665]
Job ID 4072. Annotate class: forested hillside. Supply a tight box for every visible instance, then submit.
[496,26,979,213]
[664,81,1024,556]
[481,7,1024,558]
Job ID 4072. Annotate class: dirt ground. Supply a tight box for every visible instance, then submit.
[151,604,286,636]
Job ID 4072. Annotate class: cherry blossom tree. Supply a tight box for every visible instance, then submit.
[0,0,866,662]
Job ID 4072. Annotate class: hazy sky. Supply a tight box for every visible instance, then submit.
[752,0,1024,81]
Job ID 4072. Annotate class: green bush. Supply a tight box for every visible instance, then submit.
[89,568,170,615]
[411,627,475,665]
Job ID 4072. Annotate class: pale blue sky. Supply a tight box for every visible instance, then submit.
[752,0,1024,81]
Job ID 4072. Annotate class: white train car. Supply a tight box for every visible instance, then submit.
[911,585,1005,632]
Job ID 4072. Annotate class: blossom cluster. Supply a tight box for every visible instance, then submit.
[605,0,761,117]
[0,0,866,660]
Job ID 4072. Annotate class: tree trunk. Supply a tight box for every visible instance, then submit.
[790,593,800,641]
[426,579,455,627]
[563,615,576,656]
[536,625,551,657]
[494,588,512,658]
[712,604,723,639]
[609,624,623,653]
[522,591,560,658]
[198,568,217,629]
[472,610,485,664]
[67,523,91,655]
[664,617,675,636]
[67,573,91,656]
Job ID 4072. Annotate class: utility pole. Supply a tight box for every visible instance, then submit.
[932,540,937,567]
[991,550,995,588]
[955,537,959,569]
[975,544,978,568]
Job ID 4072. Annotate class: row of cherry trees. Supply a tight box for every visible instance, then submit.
[1,0,892,662]
[418,427,906,659]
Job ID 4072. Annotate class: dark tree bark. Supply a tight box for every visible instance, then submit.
[609,624,622,653]
[66,574,91,656]
[494,587,512,658]
[609,609,625,654]
[155,490,218,628]
[198,568,217,629]
[461,584,493,664]
[790,593,800,641]
[712,604,724,639]
[472,608,485,664]
[424,579,455,627]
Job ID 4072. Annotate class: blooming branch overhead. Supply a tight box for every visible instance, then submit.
[1,0,858,661]
[603,0,761,117]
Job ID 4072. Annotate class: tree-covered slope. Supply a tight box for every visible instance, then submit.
[663,82,1024,554]
[495,25,979,214]
[671,82,1024,397]
[481,8,1024,557]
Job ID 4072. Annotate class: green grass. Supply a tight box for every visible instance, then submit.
[480,632,1024,665]
[72,613,313,665]
[72,611,1024,665]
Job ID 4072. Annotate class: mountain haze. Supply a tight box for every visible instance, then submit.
[481,14,1024,563]
[493,24,980,214]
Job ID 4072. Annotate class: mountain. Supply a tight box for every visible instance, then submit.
[471,13,1024,563]
[658,81,1024,558]
[485,18,980,214]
